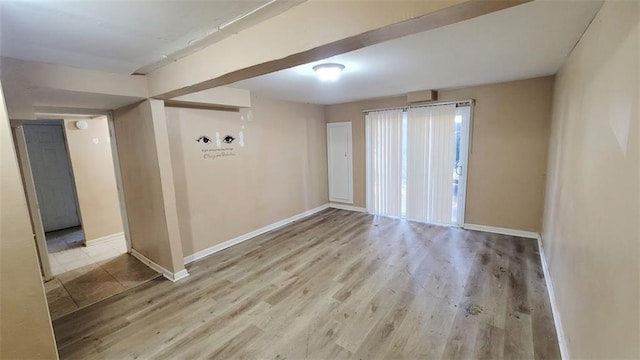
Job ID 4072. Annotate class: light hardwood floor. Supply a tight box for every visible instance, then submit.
[53,208,560,359]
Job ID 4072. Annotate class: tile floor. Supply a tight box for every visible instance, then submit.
[44,227,160,320]
[46,227,84,253]
[46,228,128,275]
[45,253,160,320]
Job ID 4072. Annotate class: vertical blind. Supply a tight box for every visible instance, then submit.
[406,104,456,224]
[366,104,457,225]
[365,109,403,217]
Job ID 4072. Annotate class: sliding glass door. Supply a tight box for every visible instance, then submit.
[452,106,471,225]
[365,109,404,217]
[366,103,471,226]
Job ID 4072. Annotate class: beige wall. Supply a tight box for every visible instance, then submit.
[542,1,639,358]
[325,96,408,208]
[173,86,252,108]
[440,77,553,231]
[166,95,328,256]
[64,117,123,243]
[326,76,553,232]
[113,100,184,273]
[0,82,58,358]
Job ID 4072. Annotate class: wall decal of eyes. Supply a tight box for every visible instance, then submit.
[196,136,212,144]
[223,135,235,144]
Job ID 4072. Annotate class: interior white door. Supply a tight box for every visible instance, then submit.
[24,124,81,232]
[327,122,353,204]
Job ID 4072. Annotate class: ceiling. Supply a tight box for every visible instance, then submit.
[31,88,143,111]
[230,0,603,105]
[0,0,297,75]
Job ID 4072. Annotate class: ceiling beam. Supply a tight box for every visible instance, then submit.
[164,100,240,112]
[0,57,148,99]
[0,57,149,117]
[149,0,530,100]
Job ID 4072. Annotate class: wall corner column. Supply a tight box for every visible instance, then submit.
[148,99,187,276]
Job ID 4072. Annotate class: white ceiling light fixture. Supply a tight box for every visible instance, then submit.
[313,63,345,82]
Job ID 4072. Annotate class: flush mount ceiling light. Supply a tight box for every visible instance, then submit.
[313,63,345,82]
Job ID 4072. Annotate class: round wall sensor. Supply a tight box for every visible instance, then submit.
[75,120,89,130]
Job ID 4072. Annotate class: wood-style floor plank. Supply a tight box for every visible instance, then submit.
[53,209,561,359]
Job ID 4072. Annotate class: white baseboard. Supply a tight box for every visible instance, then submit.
[464,224,567,357]
[462,223,539,239]
[537,235,569,360]
[183,203,330,265]
[86,232,124,246]
[131,248,190,282]
[329,202,367,213]
[172,269,190,282]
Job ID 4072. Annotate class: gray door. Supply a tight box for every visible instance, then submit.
[24,124,80,232]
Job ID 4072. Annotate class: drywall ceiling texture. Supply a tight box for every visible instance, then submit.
[166,95,328,257]
[0,1,274,74]
[325,76,554,233]
[0,82,58,358]
[64,117,123,243]
[541,1,639,358]
[231,0,602,105]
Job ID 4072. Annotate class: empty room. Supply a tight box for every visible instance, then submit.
[0,1,637,359]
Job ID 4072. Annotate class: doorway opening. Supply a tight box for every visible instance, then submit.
[16,119,128,275]
[11,115,159,320]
